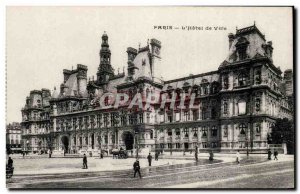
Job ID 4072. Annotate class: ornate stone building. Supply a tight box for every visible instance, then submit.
[21,25,293,155]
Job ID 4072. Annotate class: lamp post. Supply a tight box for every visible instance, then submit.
[135,129,139,159]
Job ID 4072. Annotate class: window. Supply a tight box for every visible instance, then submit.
[139,113,143,124]
[239,123,247,135]
[211,126,217,136]
[255,70,262,84]
[72,118,77,130]
[175,112,180,121]
[103,114,108,127]
[193,110,199,121]
[202,127,208,137]
[223,126,228,137]
[184,111,190,121]
[238,99,247,115]
[202,142,207,148]
[175,143,181,148]
[238,73,247,86]
[150,130,154,139]
[255,123,261,134]
[223,75,229,89]
[167,113,173,122]
[168,129,172,136]
[121,112,127,126]
[175,128,180,136]
[146,113,150,123]
[183,128,189,138]
[203,85,209,95]
[192,128,198,137]
[224,101,228,115]
[202,108,209,120]
[167,143,172,148]
[160,114,165,123]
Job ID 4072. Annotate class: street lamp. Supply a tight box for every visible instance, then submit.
[135,129,139,159]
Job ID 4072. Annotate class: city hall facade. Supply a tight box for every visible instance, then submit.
[21,25,293,155]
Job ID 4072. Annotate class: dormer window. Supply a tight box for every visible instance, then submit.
[235,37,249,60]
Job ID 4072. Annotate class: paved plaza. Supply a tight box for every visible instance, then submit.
[6,153,294,189]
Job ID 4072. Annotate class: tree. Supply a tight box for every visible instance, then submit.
[270,118,294,154]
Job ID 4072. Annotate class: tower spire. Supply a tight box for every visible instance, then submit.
[97,31,114,84]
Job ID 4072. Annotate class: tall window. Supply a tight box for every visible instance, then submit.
[211,126,217,136]
[238,99,247,115]
[167,112,173,122]
[121,113,127,126]
[255,123,261,134]
[224,101,228,115]
[193,110,199,121]
[223,126,228,137]
[146,113,150,123]
[175,128,180,136]
[192,127,198,137]
[184,111,190,121]
[239,123,247,135]
[139,113,143,124]
[238,73,247,86]
[96,115,101,128]
[168,129,172,136]
[183,128,189,138]
[202,127,207,137]
[103,114,108,127]
[223,75,229,89]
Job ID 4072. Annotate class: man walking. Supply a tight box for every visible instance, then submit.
[236,150,240,164]
[83,154,88,169]
[7,157,13,168]
[155,152,158,161]
[133,159,141,178]
[147,153,152,166]
[195,146,199,162]
[274,150,278,160]
[267,149,272,160]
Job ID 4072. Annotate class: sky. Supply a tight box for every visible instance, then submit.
[6,7,293,123]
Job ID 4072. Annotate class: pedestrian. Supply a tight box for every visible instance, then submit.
[100,152,103,159]
[7,157,13,168]
[274,150,278,160]
[209,150,214,161]
[155,152,158,161]
[267,149,272,160]
[195,146,199,162]
[22,151,25,159]
[131,150,133,157]
[49,150,52,158]
[133,159,141,178]
[236,150,240,164]
[83,154,88,169]
[147,153,152,166]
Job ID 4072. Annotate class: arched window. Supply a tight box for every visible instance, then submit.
[192,127,198,137]
[183,128,189,137]
[202,127,207,137]
[238,73,247,86]
[150,130,154,139]
[255,123,261,134]
[239,123,247,135]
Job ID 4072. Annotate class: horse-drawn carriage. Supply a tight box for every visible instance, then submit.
[111,148,128,159]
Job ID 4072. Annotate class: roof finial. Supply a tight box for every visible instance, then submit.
[123,66,125,73]
[72,66,73,70]
[254,21,256,26]
[236,26,238,31]
[147,39,149,45]
[138,42,141,50]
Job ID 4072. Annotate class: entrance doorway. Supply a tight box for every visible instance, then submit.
[184,142,189,150]
[61,136,69,153]
[123,132,134,150]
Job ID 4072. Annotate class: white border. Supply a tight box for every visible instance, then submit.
[1,1,298,194]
